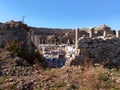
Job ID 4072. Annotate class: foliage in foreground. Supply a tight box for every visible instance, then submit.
[0,55,120,90]
[40,65,120,90]
[5,41,43,64]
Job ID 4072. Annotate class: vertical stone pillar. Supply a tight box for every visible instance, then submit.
[54,38,56,44]
[72,38,74,44]
[103,31,107,37]
[38,36,40,45]
[34,35,40,49]
[27,31,32,54]
[31,35,34,43]
[75,28,78,54]
[34,35,38,47]
[116,30,120,38]
[67,39,70,45]
[44,39,46,44]
[39,35,41,44]
[39,38,41,44]
[89,28,94,38]
[34,35,37,47]
[42,39,44,44]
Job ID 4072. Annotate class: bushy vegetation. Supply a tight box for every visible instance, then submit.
[5,41,43,64]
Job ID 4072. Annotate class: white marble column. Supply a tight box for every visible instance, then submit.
[75,28,78,54]
[103,31,107,37]
[116,30,120,38]
[89,28,94,38]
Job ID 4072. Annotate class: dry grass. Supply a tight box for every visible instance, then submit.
[42,62,120,90]
[1,63,120,90]
[1,49,120,90]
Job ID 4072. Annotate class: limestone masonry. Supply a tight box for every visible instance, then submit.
[0,20,120,67]
[0,20,28,45]
[78,38,120,65]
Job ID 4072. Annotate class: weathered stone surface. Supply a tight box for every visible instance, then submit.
[77,38,120,67]
[0,20,29,45]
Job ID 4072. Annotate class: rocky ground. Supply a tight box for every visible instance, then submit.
[0,49,120,90]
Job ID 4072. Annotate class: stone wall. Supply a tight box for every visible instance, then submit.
[0,21,29,46]
[77,37,120,67]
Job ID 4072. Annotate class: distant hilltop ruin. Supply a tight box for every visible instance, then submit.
[29,24,119,44]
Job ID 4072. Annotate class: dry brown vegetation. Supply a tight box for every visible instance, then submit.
[0,48,120,90]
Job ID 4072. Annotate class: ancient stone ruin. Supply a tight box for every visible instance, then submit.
[0,20,29,46]
[71,28,120,68]
[78,38,120,62]
[1,20,120,68]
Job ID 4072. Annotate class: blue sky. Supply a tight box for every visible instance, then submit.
[0,0,120,30]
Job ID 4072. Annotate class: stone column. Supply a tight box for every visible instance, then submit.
[42,39,44,44]
[103,31,107,37]
[34,35,40,49]
[67,39,70,44]
[75,28,78,54]
[31,35,34,43]
[116,30,120,38]
[27,31,32,54]
[54,38,56,44]
[89,28,94,38]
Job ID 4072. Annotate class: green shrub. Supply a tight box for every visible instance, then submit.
[98,74,109,81]
[5,41,43,64]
